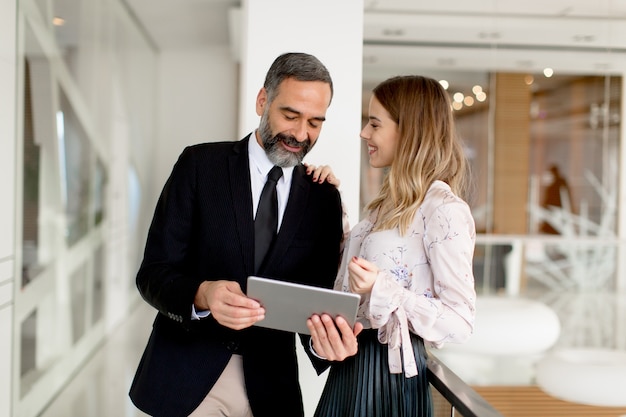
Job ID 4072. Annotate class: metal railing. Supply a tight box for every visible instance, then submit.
[427,354,504,417]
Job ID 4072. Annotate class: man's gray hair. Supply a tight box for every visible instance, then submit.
[263,52,333,104]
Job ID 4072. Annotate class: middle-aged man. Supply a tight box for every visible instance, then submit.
[129,52,362,417]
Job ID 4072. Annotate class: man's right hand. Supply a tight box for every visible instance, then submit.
[194,280,266,330]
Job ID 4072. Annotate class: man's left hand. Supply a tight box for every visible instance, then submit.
[306,313,363,361]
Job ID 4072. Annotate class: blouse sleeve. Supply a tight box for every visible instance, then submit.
[369,196,477,350]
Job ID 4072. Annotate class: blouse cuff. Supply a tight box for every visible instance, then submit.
[309,338,327,360]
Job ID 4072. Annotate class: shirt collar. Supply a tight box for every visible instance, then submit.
[249,131,295,183]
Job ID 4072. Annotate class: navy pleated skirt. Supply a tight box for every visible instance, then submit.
[314,329,433,417]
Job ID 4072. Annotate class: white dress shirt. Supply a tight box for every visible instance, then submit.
[248,132,294,230]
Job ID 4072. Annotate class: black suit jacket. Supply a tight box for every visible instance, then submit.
[129,136,343,417]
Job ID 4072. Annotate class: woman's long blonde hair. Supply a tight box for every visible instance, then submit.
[366,75,470,234]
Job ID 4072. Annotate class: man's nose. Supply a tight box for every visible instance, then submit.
[292,120,308,142]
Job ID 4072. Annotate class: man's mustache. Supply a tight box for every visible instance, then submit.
[270,133,309,149]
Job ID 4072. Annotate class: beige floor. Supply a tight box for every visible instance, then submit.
[38,302,154,417]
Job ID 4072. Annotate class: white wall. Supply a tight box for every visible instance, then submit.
[151,46,239,208]
[0,0,16,414]
[238,0,363,226]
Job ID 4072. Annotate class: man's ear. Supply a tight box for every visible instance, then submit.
[256,87,267,116]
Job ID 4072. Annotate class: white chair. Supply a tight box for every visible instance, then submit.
[536,348,626,407]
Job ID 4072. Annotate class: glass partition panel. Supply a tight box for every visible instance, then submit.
[21,22,54,288]
[20,310,37,380]
[58,89,91,246]
[93,156,107,225]
[528,75,621,236]
[92,244,104,324]
[70,262,88,344]
[22,58,42,288]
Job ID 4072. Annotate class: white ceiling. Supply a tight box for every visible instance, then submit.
[123,0,626,89]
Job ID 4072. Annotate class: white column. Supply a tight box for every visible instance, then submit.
[236,1,363,415]
[0,0,17,415]
[237,0,364,225]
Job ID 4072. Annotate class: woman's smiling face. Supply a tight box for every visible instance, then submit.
[360,95,400,168]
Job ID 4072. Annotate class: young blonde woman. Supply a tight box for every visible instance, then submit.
[307,75,477,417]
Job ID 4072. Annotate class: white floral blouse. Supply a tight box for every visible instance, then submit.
[334,180,477,377]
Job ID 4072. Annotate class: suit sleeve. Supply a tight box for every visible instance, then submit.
[136,146,202,325]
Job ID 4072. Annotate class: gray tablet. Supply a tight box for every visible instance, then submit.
[246,276,361,335]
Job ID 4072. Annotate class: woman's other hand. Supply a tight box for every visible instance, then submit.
[348,256,378,294]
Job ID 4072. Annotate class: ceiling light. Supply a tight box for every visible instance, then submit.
[524,75,534,85]
[472,85,482,95]
[478,32,501,40]
[382,28,404,37]
[543,68,554,78]
[573,35,595,42]
[437,58,455,67]
[52,16,65,26]
[439,80,449,90]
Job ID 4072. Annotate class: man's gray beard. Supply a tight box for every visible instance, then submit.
[259,112,312,167]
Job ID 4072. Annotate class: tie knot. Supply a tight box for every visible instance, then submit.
[268,166,283,182]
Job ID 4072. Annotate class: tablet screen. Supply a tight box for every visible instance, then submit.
[247,276,360,334]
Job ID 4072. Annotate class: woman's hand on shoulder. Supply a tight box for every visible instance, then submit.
[304,163,340,187]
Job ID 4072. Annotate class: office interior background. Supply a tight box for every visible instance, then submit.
[2,0,626,416]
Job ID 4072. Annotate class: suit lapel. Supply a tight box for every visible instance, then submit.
[229,135,255,276]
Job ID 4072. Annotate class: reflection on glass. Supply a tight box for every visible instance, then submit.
[128,164,141,233]
[71,262,88,344]
[473,243,513,294]
[92,244,105,324]
[58,90,91,246]
[22,58,42,288]
[52,0,82,80]
[529,75,622,233]
[93,157,107,225]
[20,309,42,398]
[20,310,37,378]
[128,165,143,288]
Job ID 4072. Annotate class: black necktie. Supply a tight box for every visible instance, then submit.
[254,166,283,273]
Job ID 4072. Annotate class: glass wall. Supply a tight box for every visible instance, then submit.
[361,51,626,414]
[14,0,157,415]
